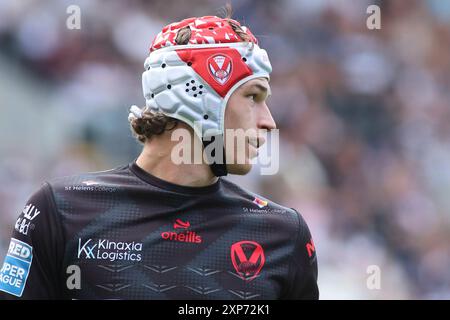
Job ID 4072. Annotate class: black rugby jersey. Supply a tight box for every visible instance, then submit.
[0,162,318,300]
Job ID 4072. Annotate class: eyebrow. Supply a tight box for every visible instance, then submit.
[250,83,272,96]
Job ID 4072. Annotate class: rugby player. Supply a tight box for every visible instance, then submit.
[0,12,318,300]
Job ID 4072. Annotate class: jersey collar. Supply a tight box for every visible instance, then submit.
[129,161,221,195]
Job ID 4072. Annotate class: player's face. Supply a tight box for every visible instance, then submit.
[224,78,276,175]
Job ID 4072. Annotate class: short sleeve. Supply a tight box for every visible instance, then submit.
[0,183,65,299]
[283,209,319,300]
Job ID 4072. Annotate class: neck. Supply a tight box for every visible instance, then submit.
[135,128,219,188]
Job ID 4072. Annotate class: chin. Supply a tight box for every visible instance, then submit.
[226,163,252,175]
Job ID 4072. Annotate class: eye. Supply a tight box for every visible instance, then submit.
[247,93,258,101]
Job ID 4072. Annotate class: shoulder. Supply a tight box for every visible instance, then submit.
[220,178,306,232]
[46,163,132,191]
[43,163,137,215]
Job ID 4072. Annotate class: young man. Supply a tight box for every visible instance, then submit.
[0,15,318,300]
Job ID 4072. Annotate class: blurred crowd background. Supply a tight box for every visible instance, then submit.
[0,0,449,299]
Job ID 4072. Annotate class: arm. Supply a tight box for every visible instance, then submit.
[0,183,65,299]
[283,209,319,300]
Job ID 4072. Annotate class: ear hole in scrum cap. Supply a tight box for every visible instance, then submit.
[185,79,205,98]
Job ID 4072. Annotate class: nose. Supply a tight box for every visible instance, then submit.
[257,102,277,131]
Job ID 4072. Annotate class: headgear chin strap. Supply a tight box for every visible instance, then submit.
[140,16,272,176]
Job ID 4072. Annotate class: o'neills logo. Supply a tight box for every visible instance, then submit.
[161,219,202,244]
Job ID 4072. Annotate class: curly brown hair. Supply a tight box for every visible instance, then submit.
[130,109,179,143]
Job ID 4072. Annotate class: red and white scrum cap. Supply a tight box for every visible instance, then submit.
[140,15,272,140]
